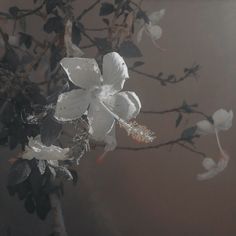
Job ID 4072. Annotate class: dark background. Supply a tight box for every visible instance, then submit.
[0,0,236,235]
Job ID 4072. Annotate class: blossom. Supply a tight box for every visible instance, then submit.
[196,109,233,180]
[22,136,69,161]
[54,52,142,151]
[197,153,229,181]
[137,9,165,48]
[196,109,233,135]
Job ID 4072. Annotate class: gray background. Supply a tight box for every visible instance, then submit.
[0,0,236,235]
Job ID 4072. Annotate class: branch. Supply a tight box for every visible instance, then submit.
[49,193,68,236]
[129,64,200,86]
[77,0,101,21]
[115,136,205,157]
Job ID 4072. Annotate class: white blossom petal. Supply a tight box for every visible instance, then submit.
[145,24,162,41]
[148,9,166,25]
[88,101,115,141]
[102,52,129,93]
[196,120,214,135]
[197,153,229,181]
[104,125,117,152]
[137,26,145,43]
[212,109,233,131]
[104,91,141,121]
[23,137,69,161]
[54,89,90,121]
[60,57,102,89]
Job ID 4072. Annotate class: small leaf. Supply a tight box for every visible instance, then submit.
[94,37,112,52]
[175,113,183,127]
[119,41,142,58]
[181,101,193,113]
[72,22,81,46]
[55,166,73,181]
[43,16,64,34]
[46,0,60,14]
[99,3,115,16]
[136,10,150,24]
[102,18,110,26]
[181,126,197,140]
[40,114,62,146]
[19,32,32,49]
[8,6,19,17]
[38,160,46,175]
[2,48,20,72]
[24,194,35,214]
[8,160,31,186]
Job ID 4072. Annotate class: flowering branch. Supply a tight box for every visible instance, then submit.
[129,64,200,85]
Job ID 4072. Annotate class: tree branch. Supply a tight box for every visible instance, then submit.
[77,0,101,21]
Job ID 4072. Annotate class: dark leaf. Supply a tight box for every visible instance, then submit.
[136,10,150,24]
[8,160,31,186]
[40,114,62,146]
[133,61,144,68]
[69,169,78,185]
[19,32,32,49]
[8,6,19,17]
[119,41,142,58]
[94,37,112,52]
[175,113,183,127]
[50,44,62,71]
[2,48,20,72]
[181,126,197,140]
[55,166,73,181]
[99,3,115,16]
[35,194,51,220]
[114,0,123,5]
[46,0,60,14]
[43,16,64,34]
[102,18,110,26]
[24,194,35,214]
[72,22,81,46]
[181,101,193,113]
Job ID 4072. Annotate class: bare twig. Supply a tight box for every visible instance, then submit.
[77,0,101,21]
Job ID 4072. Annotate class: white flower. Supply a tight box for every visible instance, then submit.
[196,109,233,180]
[54,52,141,151]
[22,136,69,161]
[197,152,229,181]
[137,9,165,48]
[196,109,233,135]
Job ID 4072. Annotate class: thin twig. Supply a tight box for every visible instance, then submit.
[77,0,101,21]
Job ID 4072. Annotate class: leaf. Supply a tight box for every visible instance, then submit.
[46,0,60,13]
[72,22,81,46]
[24,194,35,214]
[40,114,62,146]
[102,18,110,26]
[136,10,150,24]
[55,166,73,181]
[19,32,32,49]
[43,16,64,34]
[8,160,31,186]
[2,48,20,72]
[8,6,19,17]
[99,3,115,16]
[133,61,144,68]
[181,126,197,140]
[69,169,78,185]
[50,44,62,70]
[181,101,193,113]
[175,113,183,127]
[94,37,112,52]
[119,40,142,58]
[114,0,123,5]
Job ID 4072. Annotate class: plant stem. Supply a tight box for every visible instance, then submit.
[49,193,68,236]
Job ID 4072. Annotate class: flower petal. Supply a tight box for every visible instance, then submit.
[23,136,69,161]
[196,119,214,135]
[60,57,102,89]
[54,89,90,121]
[146,24,162,41]
[137,26,145,43]
[88,101,115,141]
[148,9,166,25]
[104,125,117,152]
[202,157,216,170]
[212,109,233,131]
[102,52,129,93]
[104,91,141,121]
